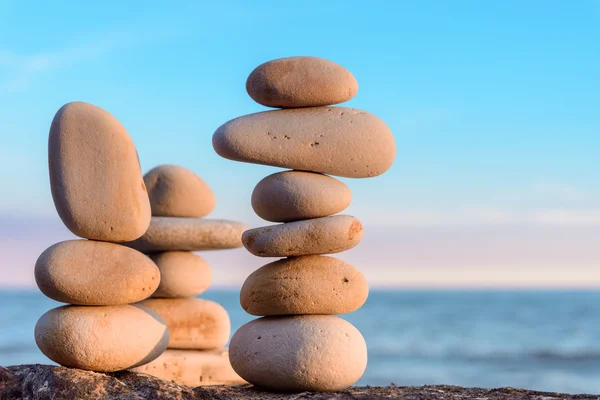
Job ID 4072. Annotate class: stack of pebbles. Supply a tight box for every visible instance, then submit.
[125,164,248,386]
[212,56,396,391]
[34,102,169,372]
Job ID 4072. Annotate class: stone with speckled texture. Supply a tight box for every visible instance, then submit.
[240,255,368,316]
[212,107,395,178]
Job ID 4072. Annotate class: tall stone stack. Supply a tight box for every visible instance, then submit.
[124,164,248,386]
[212,57,396,391]
[34,102,169,372]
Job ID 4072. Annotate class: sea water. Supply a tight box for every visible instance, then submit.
[1,289,599,394]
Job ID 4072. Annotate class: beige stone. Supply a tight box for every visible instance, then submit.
[241,256,368,316]
[151,252,211,298]
[144,164,216,218]
[34,305,169,372]
[48,102,151,242]
[246,56,358,108]
[139,298,230,350]
[229,315,367,392]
[242,215,363,257]
[35,240,159,305]
[122,217,248,253]
[212,107,395,178]
[130,348,246,386]
[252,171,352,222]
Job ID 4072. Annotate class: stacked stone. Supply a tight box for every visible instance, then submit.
[212,56,397,392]
[124,164,248,386]
[34,102,169,372]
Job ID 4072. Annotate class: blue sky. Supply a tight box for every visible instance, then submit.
[1,1,599,287]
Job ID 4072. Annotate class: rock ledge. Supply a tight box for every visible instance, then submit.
[0,364,596,400]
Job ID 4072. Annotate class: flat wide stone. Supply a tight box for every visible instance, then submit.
[212,107,396,178]
[122,217,248,253]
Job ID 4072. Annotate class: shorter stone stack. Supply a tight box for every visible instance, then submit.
[126,164,247,386]
[213,57,396,391]
[34,102,169,372]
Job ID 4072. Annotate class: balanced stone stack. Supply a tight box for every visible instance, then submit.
[34,102,170,372]
[212,57,396,391]
[124,164,248,386]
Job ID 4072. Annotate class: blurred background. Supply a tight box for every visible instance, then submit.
[1,0,599,394]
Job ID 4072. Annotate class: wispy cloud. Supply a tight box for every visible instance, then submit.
[0,27,175,93]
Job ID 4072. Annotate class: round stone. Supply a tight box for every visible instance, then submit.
[144,164,216,218]
[151,252,211,298]
[252,171,352,222]
[35,305,169,372]
[35,240,160,305]
[242,215,363,257]
[122,217,248,253]
[130,349,245,386]
[138,298,230,350]
[49,102,151,242]
[241,256,368,316]
[246,56,358,108]
[213,107,395,178]
[229,315,367,392]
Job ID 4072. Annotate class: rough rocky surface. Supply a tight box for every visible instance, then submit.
[229,315,367,392]
[48,101,151,242]
[35,240,160,305]
[242,215,363,257]
[246,56,358,108]
[144,164,216,218]
[212,107,396,178]
[251,171,352,222]
[4,365,595,400]
[122,217,248,253]
[241,255,368,316]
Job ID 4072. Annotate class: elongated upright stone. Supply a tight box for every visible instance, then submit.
[49,102,151,241]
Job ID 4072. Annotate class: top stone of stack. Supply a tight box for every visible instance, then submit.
[144,165,216,218]
[246,56,358,108]
[49,102,151,242]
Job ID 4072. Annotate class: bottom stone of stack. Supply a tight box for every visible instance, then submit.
[35,305,170,372]
[130,348,246,386]
[229,315,367,392]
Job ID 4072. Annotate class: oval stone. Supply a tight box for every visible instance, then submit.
[151,252,212,298]
[35,305,169,372]
[212,107,396,178]
[144,164,216,218]
[242,215,363,257]
[49,102,151,242]
[139,298,230,350]
[246,56,358,108]
[229,315,367,392]
[241,256,368,316]
[35,240,160,305]
[252,171,352,222]
[130,349,245,386]
[122,217,248,253]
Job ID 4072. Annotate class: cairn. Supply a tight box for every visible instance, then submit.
[34,102,169,372]
[125,164,248,386]
[212,56,396,391]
